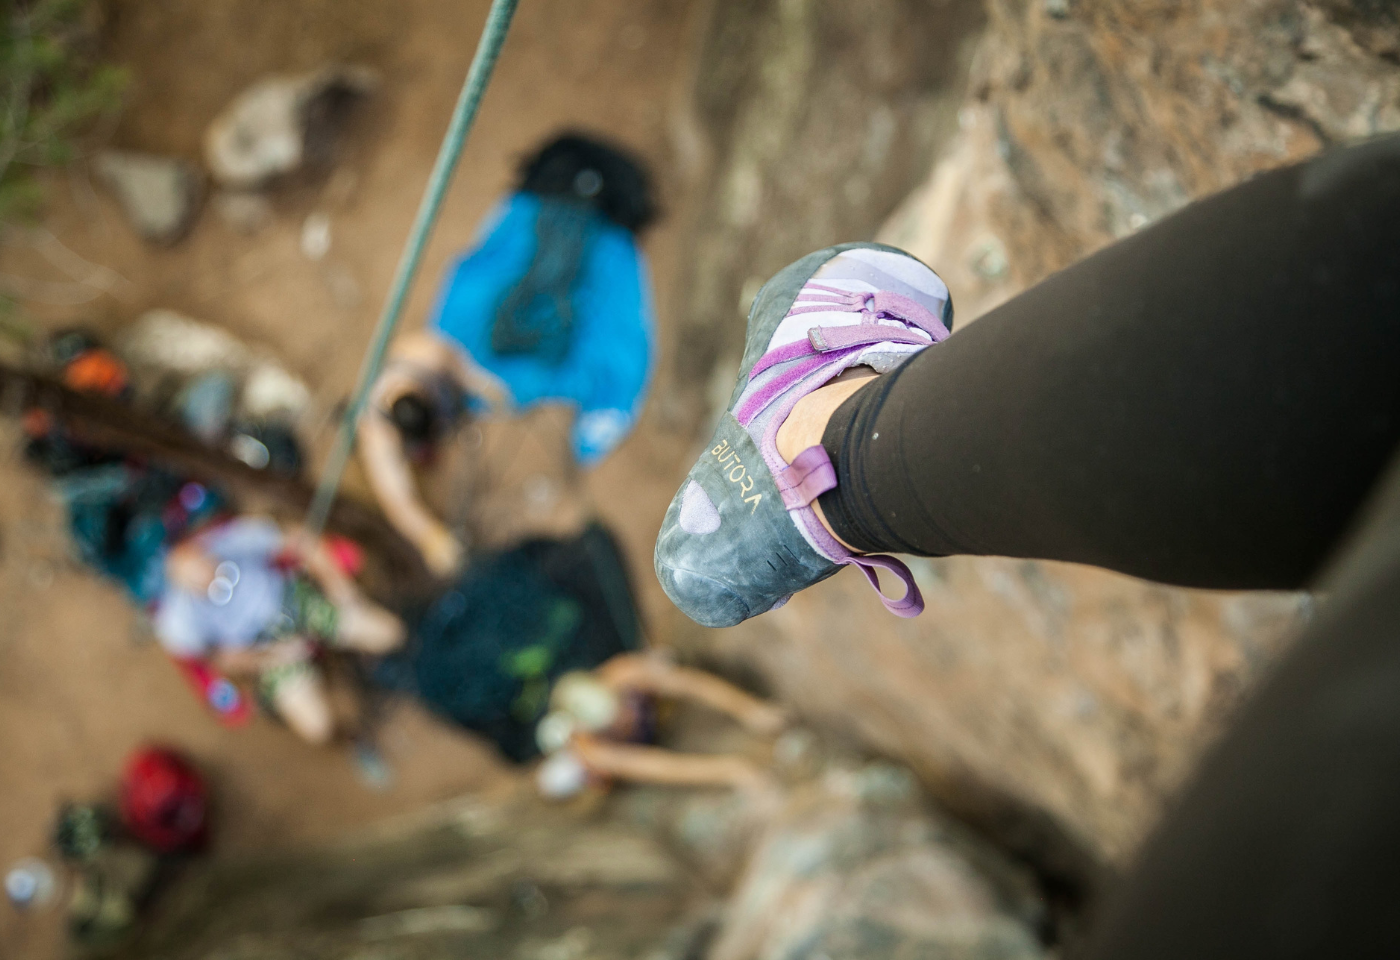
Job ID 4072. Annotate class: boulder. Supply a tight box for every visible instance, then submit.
[115,792,706,960]
[117,309,311,423]
[203,66,378,188]
[95,150,203,244]
[708,767,1046,960]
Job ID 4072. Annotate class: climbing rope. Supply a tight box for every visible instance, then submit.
[303,0,520,541]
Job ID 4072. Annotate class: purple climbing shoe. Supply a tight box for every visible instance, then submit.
[654,242,952,627]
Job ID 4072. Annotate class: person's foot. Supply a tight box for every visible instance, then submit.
[654,243,952,627]
[335,599,406,654]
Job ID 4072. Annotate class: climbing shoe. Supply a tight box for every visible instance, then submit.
[654,242,953,627]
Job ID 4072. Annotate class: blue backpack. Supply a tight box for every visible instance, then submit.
[429,134,657,465]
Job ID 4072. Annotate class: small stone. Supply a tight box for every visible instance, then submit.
[301,211,332,260]
[241,362,312,420]
[358,905,498,940]
[213,190,273,234]
[1045,0,1071,19]
[95,150,203,244]
[120,309,251,375]
[773,727,823,780]
[175,370,237,443]
[28,559,54,588]
[852,762,919,807]
[323,262,362,310]
[970,236,1009,280]
[523,474,559,517]
[204,66,378,188]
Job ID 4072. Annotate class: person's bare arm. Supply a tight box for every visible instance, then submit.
[282,525,406,654]
[357,331,466,577]
[440,336,508,414]
[211,638,310,677]
[572,735,768,790]
[283,524,358,605]
[596,654,788,736]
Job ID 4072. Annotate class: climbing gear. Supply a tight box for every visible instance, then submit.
[303,0,519,540]
[549,671,621,731]
[536,749,589,799]
[517,132,656,233]
[489,198,593,363]
[428,190,653,466]
[654,243,952,627]
[535,711,576,754]
[489,134,657,366]
[374,524,641,761]
[118,747,209,854]
[55,466,224,604]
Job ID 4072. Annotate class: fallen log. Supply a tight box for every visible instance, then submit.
[0,360,431,597]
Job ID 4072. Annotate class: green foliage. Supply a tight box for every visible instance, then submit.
[0,0,126,224]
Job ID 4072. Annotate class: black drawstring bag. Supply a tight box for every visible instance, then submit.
[488,133,656,366]
[374,523,643,762]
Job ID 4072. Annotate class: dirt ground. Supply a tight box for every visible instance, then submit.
[0,0,704,954]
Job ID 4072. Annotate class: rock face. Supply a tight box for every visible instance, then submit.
[118,791,706,960]
[662,0,988,423]
[694,564,1307,879]
[709,769,1046,960]
[115,767,1047,960]
[885,0,1400,304]
[671,0,1398,881]
[95,150,203,244]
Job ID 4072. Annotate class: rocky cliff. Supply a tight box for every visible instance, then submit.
[670,0,1399,886]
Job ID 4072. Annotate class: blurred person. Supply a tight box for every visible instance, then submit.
[655,134,1400,958]
[533,652,786,801]
[155,515,404,745]
[360,133,657,576]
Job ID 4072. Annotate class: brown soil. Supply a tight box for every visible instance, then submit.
[0,0,701,955]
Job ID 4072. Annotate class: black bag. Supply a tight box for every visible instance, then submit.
[375,523,643,761]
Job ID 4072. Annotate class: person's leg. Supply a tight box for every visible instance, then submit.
[286,575,405,655]
[817,134,1400,590]
[263,661,335,745]
[333,599,405,654]
[596,654,789,735]
[1078,450,1400,959]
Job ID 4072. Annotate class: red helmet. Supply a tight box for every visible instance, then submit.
[118,746,209,854]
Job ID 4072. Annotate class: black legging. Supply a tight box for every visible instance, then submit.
[818,134,1400,959]
[820,133,1400,590]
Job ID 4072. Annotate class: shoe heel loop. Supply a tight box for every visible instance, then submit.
[851,553,924,618]
[777,445,838,509]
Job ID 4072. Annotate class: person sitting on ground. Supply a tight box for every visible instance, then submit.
[359,132,657,576]
[533,652,787,801]
[154,515,404,745]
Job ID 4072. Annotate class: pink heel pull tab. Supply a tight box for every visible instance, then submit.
[852,554,924,618]
[776,445,838,509]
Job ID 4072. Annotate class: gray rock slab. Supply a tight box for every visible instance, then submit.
[96,150,203,244]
